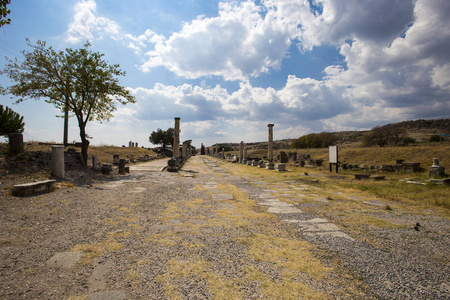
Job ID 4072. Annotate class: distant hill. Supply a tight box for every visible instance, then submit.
[213,118,450,150]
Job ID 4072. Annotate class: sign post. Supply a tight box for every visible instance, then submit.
[329,145,338,173]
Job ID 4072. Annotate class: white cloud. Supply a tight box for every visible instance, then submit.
[140,1,292,80]
[62,0,450,147]
[66,0,120,44]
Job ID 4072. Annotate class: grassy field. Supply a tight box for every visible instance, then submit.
[1,142,159,166]
[1,141,449,210]
[223,142,450,211]
[229,142,450,170]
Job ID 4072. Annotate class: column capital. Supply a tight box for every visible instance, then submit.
[268,124,274,127]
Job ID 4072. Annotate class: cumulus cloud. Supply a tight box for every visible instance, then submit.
[66,0,450,146]
[66,0,120,44]
[140,1,292,81]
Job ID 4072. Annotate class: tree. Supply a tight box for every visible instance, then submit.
[0,105,25,136]
[149,128,174,150]
[291,132,337,149]
[384,125,407,146]
[0,0,11,27]
[2,40,135,165]
[200,143,205,155]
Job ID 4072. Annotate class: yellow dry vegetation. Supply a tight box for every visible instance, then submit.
[70,238,123,266]
[239,234,330,280]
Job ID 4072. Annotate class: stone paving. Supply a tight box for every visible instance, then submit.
[12,155,447,299]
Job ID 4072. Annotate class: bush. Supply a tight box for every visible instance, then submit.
[430,135,443,142]
[402,137,416,145]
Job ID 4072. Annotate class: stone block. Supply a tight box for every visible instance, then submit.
[113,154,119,165]
[11,180,56,197]
[354,174,370,180]
[403,162,420,172]
[280,151,288,163]
[277,163,286,172]
[101,164,112,174]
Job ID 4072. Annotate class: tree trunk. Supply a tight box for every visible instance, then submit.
[64,100,69,146]
[79,123,89,166]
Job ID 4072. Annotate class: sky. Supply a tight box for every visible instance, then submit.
[1,0,449,148]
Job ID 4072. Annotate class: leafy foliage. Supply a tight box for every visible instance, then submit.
[0,0,11,27]
[362,125,409,147]
[291,132,337,149]
[200,143,205,155]
[149,128,174,150]
[0,105,25,136]
[430,135,444,142]
[2,40,135,165]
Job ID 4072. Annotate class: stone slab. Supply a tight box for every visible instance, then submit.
[212,193,234,201]
[46,251,82,269]
[315,197,330,204]
[203,185,217,189]
[301,222,341,232]
[267,206,303,214]
[188,219,206,225]
[173,226,192,233]
[346,195,363,201]
[88,290,127,300]
[12,180,56,197]
[258,193,275,199]
[363,200,389,207]
[130,187,146,193]
[150,225,173,232]
[258,201,294,207]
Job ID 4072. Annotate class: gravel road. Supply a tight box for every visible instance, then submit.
[0,155,448,299]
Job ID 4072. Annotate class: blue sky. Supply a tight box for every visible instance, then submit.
[1,0,449,148]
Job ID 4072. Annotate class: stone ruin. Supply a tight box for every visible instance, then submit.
[342,159,422,173]
[429,158,445,178]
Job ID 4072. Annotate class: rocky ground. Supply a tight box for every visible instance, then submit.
[0,156,449,299]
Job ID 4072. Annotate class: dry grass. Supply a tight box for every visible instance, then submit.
[5,141,158,166]
[222,143,450,210]
[227,143,450,169]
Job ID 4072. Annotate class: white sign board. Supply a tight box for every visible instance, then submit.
[329,146,338,163]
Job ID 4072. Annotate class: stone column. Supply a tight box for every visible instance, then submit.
[182,142,188,160]
[239,141,244,163]
[92,155,98,170]
[168,117,180,172]
[9,133,24,155]
[174,117,180,160]
[118,159,126,174]
[113,154,120,165]
[266,124,275,170]
[51,145,65,178]
[429,158,445,178]
[243,147,248,164]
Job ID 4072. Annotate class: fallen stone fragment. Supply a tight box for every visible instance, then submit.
[45,251,82,269]
[11,180,56,197]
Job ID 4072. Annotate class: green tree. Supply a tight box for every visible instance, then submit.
[0,0,11,27]
[430,134,442,142]
[149,128,174,150]
[2,40,135,165]
[0,105,25,136]
[291,132,337,149]
[200,143,205,155]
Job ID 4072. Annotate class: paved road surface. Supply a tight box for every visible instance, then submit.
[1,155,448,299]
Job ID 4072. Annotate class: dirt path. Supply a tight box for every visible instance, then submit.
[0,156,448,299]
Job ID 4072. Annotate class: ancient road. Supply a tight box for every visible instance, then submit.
[1,155,448,299]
